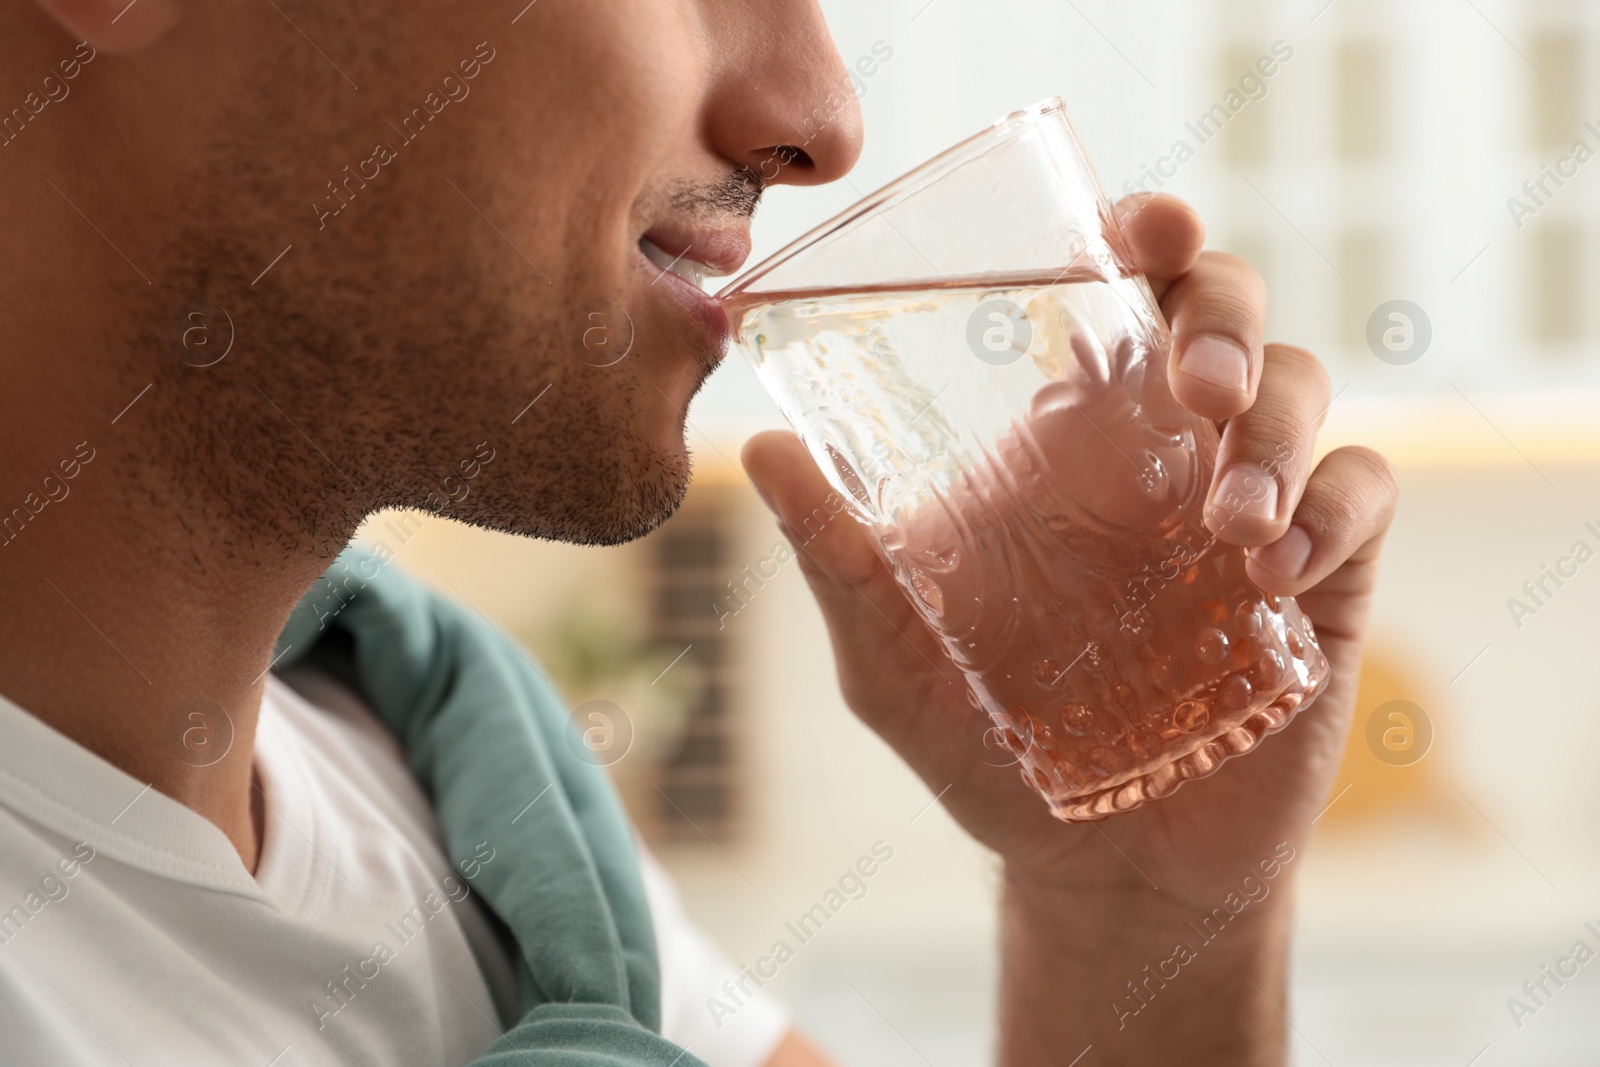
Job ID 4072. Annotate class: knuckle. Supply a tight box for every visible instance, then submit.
[1265,343,1332,395]
[1229,392,1316,462]
[1185,288,1261,336]
[1202,251,1265,293]
[1334,445,1400,512]
[1299,447,1397,542]
[1297,486,1359,547]
[1233,408,1305,465]
[1170,262,1265,333]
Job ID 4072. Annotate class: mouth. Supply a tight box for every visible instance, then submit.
[639,237,717,288]
[635,227,752,349]
[637,227,752,290]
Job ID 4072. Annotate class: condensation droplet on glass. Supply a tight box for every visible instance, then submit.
[1060,703,1095,737]
[1033,658,1063,686]
[1219,673,1253,711]
[1255,649,1285,684]
[1082,641,1107,672]
[1196,626,1230,665]
[1119,608,1153,642]
[1234,600,1263,637]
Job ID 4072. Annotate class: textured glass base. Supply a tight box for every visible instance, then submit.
[1040,676,1324,821]
[961,571,1334,824]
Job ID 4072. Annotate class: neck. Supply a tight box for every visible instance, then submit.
[0,402,355,873]
[0,48,373,874]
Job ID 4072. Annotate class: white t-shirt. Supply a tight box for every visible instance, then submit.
[0,668,787,1067]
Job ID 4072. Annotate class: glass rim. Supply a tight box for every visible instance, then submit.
[714,95,1074,302]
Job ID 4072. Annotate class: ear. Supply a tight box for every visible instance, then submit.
[33,0,180,53]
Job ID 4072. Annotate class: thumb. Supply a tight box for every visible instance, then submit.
[740,430,959,703]
[741,431,879,586]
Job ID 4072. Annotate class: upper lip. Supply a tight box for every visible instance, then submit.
[640,224,752,280]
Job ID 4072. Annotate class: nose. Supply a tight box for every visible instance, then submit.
[703,0,865,188]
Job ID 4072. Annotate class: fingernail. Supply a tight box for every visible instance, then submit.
[1179,335,1250,392]
[1211,465,1279,525]
[1255,524,1314,580]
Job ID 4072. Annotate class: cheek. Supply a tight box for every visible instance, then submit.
[477,1,705,261]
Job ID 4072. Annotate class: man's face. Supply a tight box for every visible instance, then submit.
[110,0,861,550]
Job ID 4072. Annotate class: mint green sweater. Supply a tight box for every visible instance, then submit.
[275,547,706,1066]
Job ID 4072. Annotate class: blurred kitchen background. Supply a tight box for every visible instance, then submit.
[363,0,1600,1062]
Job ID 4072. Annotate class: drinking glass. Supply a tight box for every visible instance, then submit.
[717,98,1331,820]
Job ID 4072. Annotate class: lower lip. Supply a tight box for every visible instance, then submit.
[638,248,731,348]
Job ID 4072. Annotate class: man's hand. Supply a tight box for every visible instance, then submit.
[743,194,1397,1065]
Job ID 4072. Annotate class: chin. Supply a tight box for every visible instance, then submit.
[441,433,692,549]
[560,452,691,547]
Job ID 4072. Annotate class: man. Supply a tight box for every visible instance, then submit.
[0,0,1396,1064]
